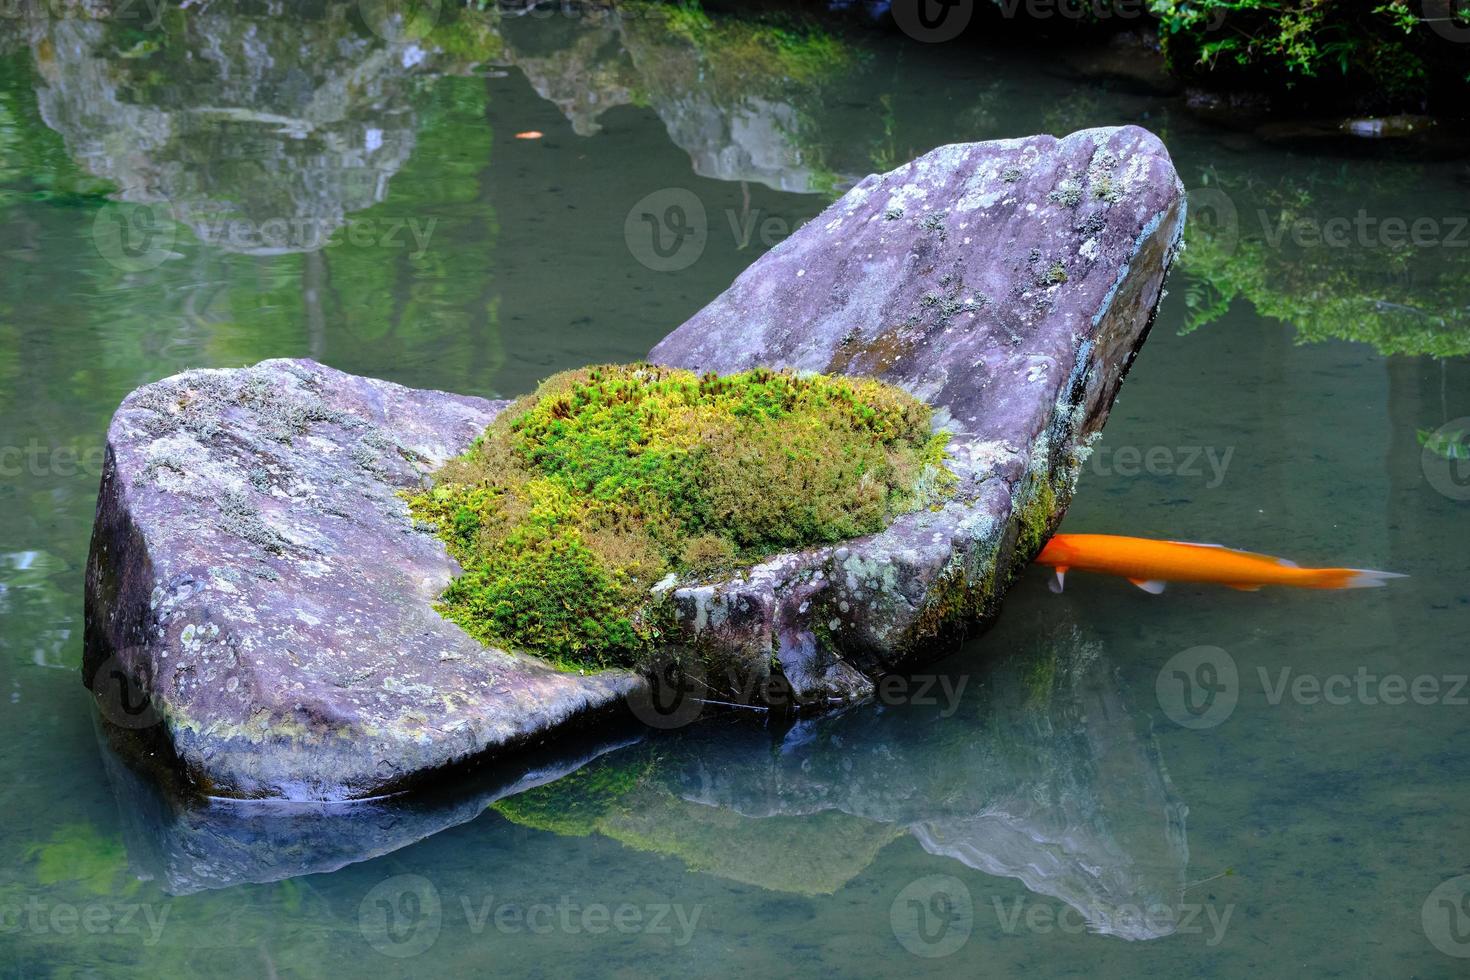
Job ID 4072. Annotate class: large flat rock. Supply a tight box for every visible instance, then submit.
[84,360,643,800]
[650,125,1184,703]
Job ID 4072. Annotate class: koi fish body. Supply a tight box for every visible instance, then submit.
[1035,533,1405,594]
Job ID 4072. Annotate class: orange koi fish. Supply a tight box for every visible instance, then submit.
[1035,534,1405,594]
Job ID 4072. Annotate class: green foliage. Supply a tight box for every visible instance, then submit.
[409,364,953,670]
[1179,226,1470,359]
[1147,0,1447,99]
[1178,167,1470,359]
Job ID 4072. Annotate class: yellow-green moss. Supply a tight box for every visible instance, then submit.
[409,363,953,670]
[1017,475,1059,560]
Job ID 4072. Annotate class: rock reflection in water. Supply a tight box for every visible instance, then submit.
[658,617,1190,940]
[499,5,865,193]
[97,609,1188,941]
[93,715,644,896]
[20,2,867,251]
[24,7,430,253]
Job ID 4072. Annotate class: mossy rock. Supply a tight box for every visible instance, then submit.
[407,363,953,671]
[88,127,1181,800]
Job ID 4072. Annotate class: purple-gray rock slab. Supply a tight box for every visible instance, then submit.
[84,358,646,801]
[649,125,1185,702]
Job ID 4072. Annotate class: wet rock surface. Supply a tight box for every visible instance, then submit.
[651,125,1184,703]
[85,359,642,801]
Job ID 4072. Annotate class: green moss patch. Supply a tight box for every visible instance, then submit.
[408,363,952,670]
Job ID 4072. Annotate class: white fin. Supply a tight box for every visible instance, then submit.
[1341,569,1408,589]
[1049,568,1066,594]
[1168,540,1226,549]
[1129,578,1166,595]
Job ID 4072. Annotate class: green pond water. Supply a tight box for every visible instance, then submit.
[1,5,1468,977]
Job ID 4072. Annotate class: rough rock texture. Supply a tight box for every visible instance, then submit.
[650,125,1184,704]
[85,359,642,800]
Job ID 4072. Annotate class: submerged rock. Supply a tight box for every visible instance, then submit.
[651,125,1184,704]
[95,716,643,894]
[87,125,1182,799]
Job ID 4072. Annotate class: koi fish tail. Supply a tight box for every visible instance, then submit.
[1304,568,1408,589]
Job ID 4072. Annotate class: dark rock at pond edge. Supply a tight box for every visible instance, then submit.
[86,125,1184,800]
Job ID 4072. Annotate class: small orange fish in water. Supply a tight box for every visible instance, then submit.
[1035,533,1405,594]
[514,131,544,140]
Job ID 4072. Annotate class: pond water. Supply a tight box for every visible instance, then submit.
[1,5,1468,977]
